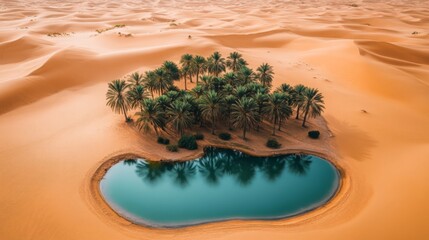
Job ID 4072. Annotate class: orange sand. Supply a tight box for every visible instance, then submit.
[1,0,429,239]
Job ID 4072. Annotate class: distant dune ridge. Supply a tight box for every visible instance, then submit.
[1,0,429,239]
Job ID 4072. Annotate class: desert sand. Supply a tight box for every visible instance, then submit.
[1,0,429,239]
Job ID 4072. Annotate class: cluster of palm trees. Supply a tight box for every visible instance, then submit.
[106,51,325,139]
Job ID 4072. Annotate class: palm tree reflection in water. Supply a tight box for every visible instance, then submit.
[131,147,313,187]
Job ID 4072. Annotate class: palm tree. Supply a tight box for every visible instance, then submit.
[162,61,180,81]
[293,84,307,119]
[237,66,255,85]
[231,97,258,139]
[167,100,193,136]
[106,79,130,122]
[199,90,222,135]
[127,85,149,111]
[156,95,171,112]
[224,95,237,130]
[256,63,274,89]
[223,72,236,86]
[265,92,292,135]
[301,88,325,127]
[226,51,247,72]
[254,91,268,131]
[180,54,194,83]
[235,85,248,99]
[154,67,172,95]
[180,65,191,90]
[207,51,226,77]
[144,70,156,98]
[191,85,204,99]
[192,55,206,85]
[199,75,214,91]
[276,83,294,94]
[136,99,165,136]
[128,72,144,87]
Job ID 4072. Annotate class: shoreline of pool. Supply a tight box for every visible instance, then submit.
[87,142,350,231]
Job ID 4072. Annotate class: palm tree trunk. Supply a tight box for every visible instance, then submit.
[302,107,309,127]
[295,106,300,119]
[189,73,193,83]
[196,71,199,85]
[278,118,282,131]
[228,110,232,131]
[122,104,128,122]
[184,75,187,90]
[211,112,215,135]
[272,118,276,135]
[243,125,247,139]
[154,125,159,136]
[151,90,154,99]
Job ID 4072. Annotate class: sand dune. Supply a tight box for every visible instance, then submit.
[1,0,429,239]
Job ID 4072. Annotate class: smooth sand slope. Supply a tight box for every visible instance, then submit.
[1,0,429,239]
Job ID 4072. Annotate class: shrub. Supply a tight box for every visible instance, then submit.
[194,132,204,140]
[266,138,281,149]
[178,135,198,150]
[308,130,320,139]
[218,132,231,141]
[157,136,170,145]
[166,144,178,152]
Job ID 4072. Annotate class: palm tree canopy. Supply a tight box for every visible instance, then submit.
[256,63,274,88]
[199,90,223,122]
[231,97,259,130]
[193,55,207,72]
[167,100,193,135]
[162,61,180,81]
[276,83,294,94]
[292,84,307,107]
[207,51,226,76]
[127,85,149,109]
[180,54,193,69]
[156,94,171,111]
[265,92,292,122]
[223,72,237,86]
[302,88,325,117]
[128,72,144,87]
[106,79,130,115]
[226,52,247,72]
[136,98,165,133]
[154,67,173,94]
[237,66,255,85]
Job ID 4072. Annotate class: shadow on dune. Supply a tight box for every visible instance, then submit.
[328,116,377,161]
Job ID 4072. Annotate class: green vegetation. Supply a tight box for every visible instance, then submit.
[166,144,179,152]
[308,130,320,139]
[96,24,125,34]
[157,136,170,145]
[47,32,70,37]
[106,52,325,144]
[266,138,281,149]
[178,135,198,150]
[218,132,232,141]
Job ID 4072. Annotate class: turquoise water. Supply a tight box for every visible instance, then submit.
[100,147,339,227]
